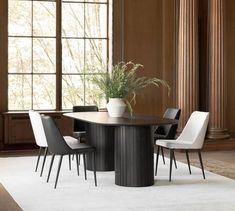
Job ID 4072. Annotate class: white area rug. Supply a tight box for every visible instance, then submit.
[0,155,235,211]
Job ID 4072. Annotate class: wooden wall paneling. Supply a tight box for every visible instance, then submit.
[198,0,209,111]
[3,114,35,144]
[113,0,124,63]
[2,112,73,148]
[123,0,163,116]
[226,0,235,137]
[0,0,8,112]
[0,0,8,149]
[207,0,230,139]
[177,0,199,130]
[0,116,3,149]
[162,0,177,110]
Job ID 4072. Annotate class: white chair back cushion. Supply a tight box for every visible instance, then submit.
[29,110,48,147]
[177,111,209,149]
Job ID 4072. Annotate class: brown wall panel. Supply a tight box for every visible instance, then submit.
[0,0,8,149]
[121,0,165,116]
[198,0,209,111]
[226,0,235,137]
[162,0,177,110]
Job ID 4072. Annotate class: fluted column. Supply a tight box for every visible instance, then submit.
[207,0,229,139]
[177,0,199,130]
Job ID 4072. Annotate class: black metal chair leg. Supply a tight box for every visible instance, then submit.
[198,149,206,179]
[40,147,48,177]
[160,147,165,164]
[93,152,97,186]
[83,154,87,180]
[47,154,55,182]
[78,137,81,165]
[72,154,74,160]
[173,151,177,169]
[185,150,191,174]
[155,146,160,176]
[68,154,71,170]
[54,155,63,189]
[169,149,174,181]
[35,147,42,172]
[75,154,79,176]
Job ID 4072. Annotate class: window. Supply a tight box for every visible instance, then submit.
[8,0,112,111]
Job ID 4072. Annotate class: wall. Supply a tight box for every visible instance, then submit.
[0,0,8,149]
[226,0,235,137]
[114,0,176,116]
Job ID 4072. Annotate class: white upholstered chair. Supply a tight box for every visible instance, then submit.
[155,111,209,181]
[29,111,78,177]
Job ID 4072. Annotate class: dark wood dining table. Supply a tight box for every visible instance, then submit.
[64,111,177,187]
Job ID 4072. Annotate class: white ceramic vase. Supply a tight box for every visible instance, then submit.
[106,98,126,117]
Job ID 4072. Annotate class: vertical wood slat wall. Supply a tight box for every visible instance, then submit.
[207,0,230,139]
[177,0,199,130]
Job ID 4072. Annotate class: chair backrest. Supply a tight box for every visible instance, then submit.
[73,105,98,132]
[41,115,71,154]
[177,111,209,149]
[28,110,47,147]
[155,108,181,139]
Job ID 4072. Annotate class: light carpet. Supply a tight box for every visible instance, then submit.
[0,155,235,211]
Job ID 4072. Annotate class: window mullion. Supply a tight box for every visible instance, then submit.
[56,0,62,110]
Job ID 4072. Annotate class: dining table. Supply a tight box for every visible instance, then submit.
[64,111,177,187]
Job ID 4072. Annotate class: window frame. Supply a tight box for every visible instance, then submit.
[7,0,112,111]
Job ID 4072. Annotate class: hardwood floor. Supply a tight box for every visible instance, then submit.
[0,183,22,211]
[156,149,235,180]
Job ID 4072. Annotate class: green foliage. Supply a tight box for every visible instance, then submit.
[92,61,170,113]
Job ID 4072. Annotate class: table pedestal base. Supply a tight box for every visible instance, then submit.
[115,126,154,187]
[86,123,115,171]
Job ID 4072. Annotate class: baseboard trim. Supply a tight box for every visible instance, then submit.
[1,139,235,152]
[203,138,235,151]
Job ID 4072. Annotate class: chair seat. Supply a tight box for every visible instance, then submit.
[155,139,198,149]
[64,136,78,141]
[64,136,79,146]
[65,140,95,154]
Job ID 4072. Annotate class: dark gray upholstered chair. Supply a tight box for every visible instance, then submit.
[154,108,181,175]
[41,115,97,189]
[29,110,78,176]
[73,105,98,140]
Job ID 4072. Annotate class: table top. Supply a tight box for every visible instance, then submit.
[64,111,178,126]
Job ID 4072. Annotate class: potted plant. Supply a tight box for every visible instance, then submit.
[92,61,170,117]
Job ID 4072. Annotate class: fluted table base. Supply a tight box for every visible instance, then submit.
[86,123,115,171]
[115,126,154,187]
